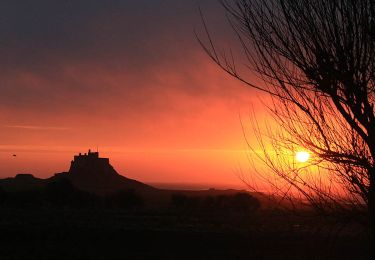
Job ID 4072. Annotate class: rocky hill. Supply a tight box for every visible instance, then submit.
[0,150,156,195]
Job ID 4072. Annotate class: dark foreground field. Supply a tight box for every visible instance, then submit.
[0,207,372,260]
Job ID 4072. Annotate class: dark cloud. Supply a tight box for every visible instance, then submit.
[0,0,244,115]
[0,0,225,70]
[0,0,254,149]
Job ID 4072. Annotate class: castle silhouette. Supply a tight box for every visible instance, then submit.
[0,150,155,195]
[72,149,108,163]
[68,149,114,178]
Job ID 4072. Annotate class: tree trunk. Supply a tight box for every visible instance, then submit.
[368,171,375,249]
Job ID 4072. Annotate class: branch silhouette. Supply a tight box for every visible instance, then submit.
[198,0,375,235]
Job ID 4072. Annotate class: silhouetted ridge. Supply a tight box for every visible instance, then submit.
[0,174,45,191]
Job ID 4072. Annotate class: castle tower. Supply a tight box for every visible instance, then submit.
[69,150,112,177]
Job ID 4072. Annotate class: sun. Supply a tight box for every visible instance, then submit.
[295,151,310,163]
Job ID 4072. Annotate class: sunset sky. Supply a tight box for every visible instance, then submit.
[0,0,268,188]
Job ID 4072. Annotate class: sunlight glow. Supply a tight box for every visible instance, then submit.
[295,151,310,163]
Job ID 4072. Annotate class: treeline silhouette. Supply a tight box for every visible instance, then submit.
[0,179,261,215]
[0,178,143,209]
[170,192,260,214]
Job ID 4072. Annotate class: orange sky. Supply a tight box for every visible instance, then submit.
[0,0,271,188]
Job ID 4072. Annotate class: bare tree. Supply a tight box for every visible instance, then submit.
[198,0,375,232]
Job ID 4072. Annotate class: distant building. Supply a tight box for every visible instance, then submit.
[69,149,111,176]
[71,149,109,164]
[0,149,154,195]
